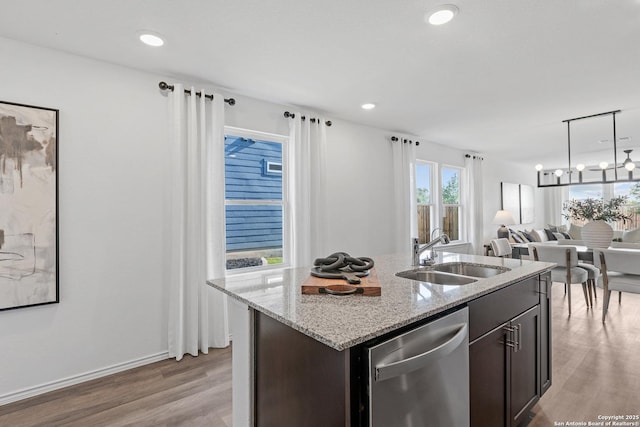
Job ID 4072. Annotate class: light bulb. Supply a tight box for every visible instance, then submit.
[576,164,585,171]
[535,164,543,171]
[555,169,563,177]
[625,162,636,171]
[599,162,609,170]
[361,103,376,110]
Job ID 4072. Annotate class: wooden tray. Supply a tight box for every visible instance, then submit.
[301,268,380,296]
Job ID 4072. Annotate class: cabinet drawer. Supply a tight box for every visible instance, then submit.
[468,276,539,341]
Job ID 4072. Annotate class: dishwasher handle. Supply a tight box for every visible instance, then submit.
[375,323,468,382]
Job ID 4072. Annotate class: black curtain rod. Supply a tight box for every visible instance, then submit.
[158,82,236,105]
[465,153,484,160]
[283,111,332,126]
[390,135,420,146]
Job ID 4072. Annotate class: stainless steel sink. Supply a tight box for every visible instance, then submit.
[430,262,510,278]
[395,262,509,285]
[395,270,477,285]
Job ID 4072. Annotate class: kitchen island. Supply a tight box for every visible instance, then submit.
[208,252,554,427]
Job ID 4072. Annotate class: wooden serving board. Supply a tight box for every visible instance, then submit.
[301,268,381,296]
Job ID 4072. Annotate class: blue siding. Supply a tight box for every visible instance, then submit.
[225,205,282,251]
[224,135,283,252]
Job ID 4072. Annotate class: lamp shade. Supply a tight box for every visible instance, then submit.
[492,210,516,226]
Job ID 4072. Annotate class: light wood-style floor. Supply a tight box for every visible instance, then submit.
[530,284,640,426]
[2,284,639,427]
[0,347,232,427]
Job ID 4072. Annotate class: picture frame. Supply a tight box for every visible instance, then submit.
[501,182,521,224]
[520,184,535,224]
[0,100,59,311]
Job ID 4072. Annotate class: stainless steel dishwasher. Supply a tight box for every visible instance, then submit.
[367,307,469,427]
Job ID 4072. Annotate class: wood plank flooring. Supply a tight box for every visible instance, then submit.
[530,284,640,426]
[1,283,639,426]
[0,347,232,427]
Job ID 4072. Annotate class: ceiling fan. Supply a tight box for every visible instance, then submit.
[587,149,635,171]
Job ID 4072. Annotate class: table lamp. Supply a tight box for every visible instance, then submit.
[492,210,516,239]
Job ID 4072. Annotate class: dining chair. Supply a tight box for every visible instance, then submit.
[490,238,512,258]
[593,248,640,323]
[556,239,600,308]
[530,244,589,315]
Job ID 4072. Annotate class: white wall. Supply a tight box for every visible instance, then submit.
[0,36,495,402]
[0,37,170,401]
[481,155,545,243]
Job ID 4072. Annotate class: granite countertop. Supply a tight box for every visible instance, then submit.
[207,252,554,351]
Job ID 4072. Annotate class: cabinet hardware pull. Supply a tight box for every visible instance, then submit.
[517,323,522,352]
[501,340,516,348]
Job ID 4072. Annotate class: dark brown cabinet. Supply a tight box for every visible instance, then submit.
[469,274,550,427]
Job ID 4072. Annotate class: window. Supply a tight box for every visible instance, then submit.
[441,166,462,241]
[567,182,640,230]
[416,161,435,244]
[224,127,288,271]
[415,162,464,243]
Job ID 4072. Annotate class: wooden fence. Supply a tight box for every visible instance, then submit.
[417,205,459,244]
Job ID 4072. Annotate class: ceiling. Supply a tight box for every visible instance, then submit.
[2,0,640,167]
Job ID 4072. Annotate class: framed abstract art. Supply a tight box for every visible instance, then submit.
[0,100,58,311]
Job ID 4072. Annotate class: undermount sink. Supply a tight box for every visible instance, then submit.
[430,262,510,278]
[395,262,510,286]
[395,270,477,285]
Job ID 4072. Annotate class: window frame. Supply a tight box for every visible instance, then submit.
[414,161,466,244]
[223,126,290,275]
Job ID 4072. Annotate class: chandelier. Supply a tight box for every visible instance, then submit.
[536,109,639,187]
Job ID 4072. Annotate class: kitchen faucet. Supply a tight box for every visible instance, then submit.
[412,232,450,266]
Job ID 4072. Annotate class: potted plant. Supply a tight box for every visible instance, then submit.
[562,196,630,248]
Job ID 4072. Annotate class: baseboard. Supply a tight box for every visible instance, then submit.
[0,351,169,406]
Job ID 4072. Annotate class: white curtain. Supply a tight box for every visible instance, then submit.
[168,84,229,361]
[464,154,484,254]
[543,186,569,227]
[287,114,328,266]
[392,139,417,254]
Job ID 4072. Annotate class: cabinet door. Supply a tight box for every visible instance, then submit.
[509,306,540,427]
[470,323,509,427]
[539,272,552,396]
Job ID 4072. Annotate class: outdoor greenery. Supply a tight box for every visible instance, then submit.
[417,188,430,204]
[562,196,631,222]
[442,174,459,204]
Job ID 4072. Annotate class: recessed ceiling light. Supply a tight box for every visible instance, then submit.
[139,33,164,47]
[361,103,376,110]
[426,4,459,25]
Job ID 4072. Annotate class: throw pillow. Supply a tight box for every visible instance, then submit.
[544,229,558,240]
[520,231,536,242]
[568,223,582,239]
[526,229,541,242]
[622,227,640,243]
[534,229,549,242]
[509,229,524,243]
[552,232,565,240]
[547,223,568,233]
[561,232,572,239]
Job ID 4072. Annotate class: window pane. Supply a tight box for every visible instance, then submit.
[225,135,282,201]
[416,163,431,204]
[417,205,432,244]
[614,182,640,230]
[225,205,283,269]
[568,184,602,200]
[442,168,460,204]
[442,206,460,241]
